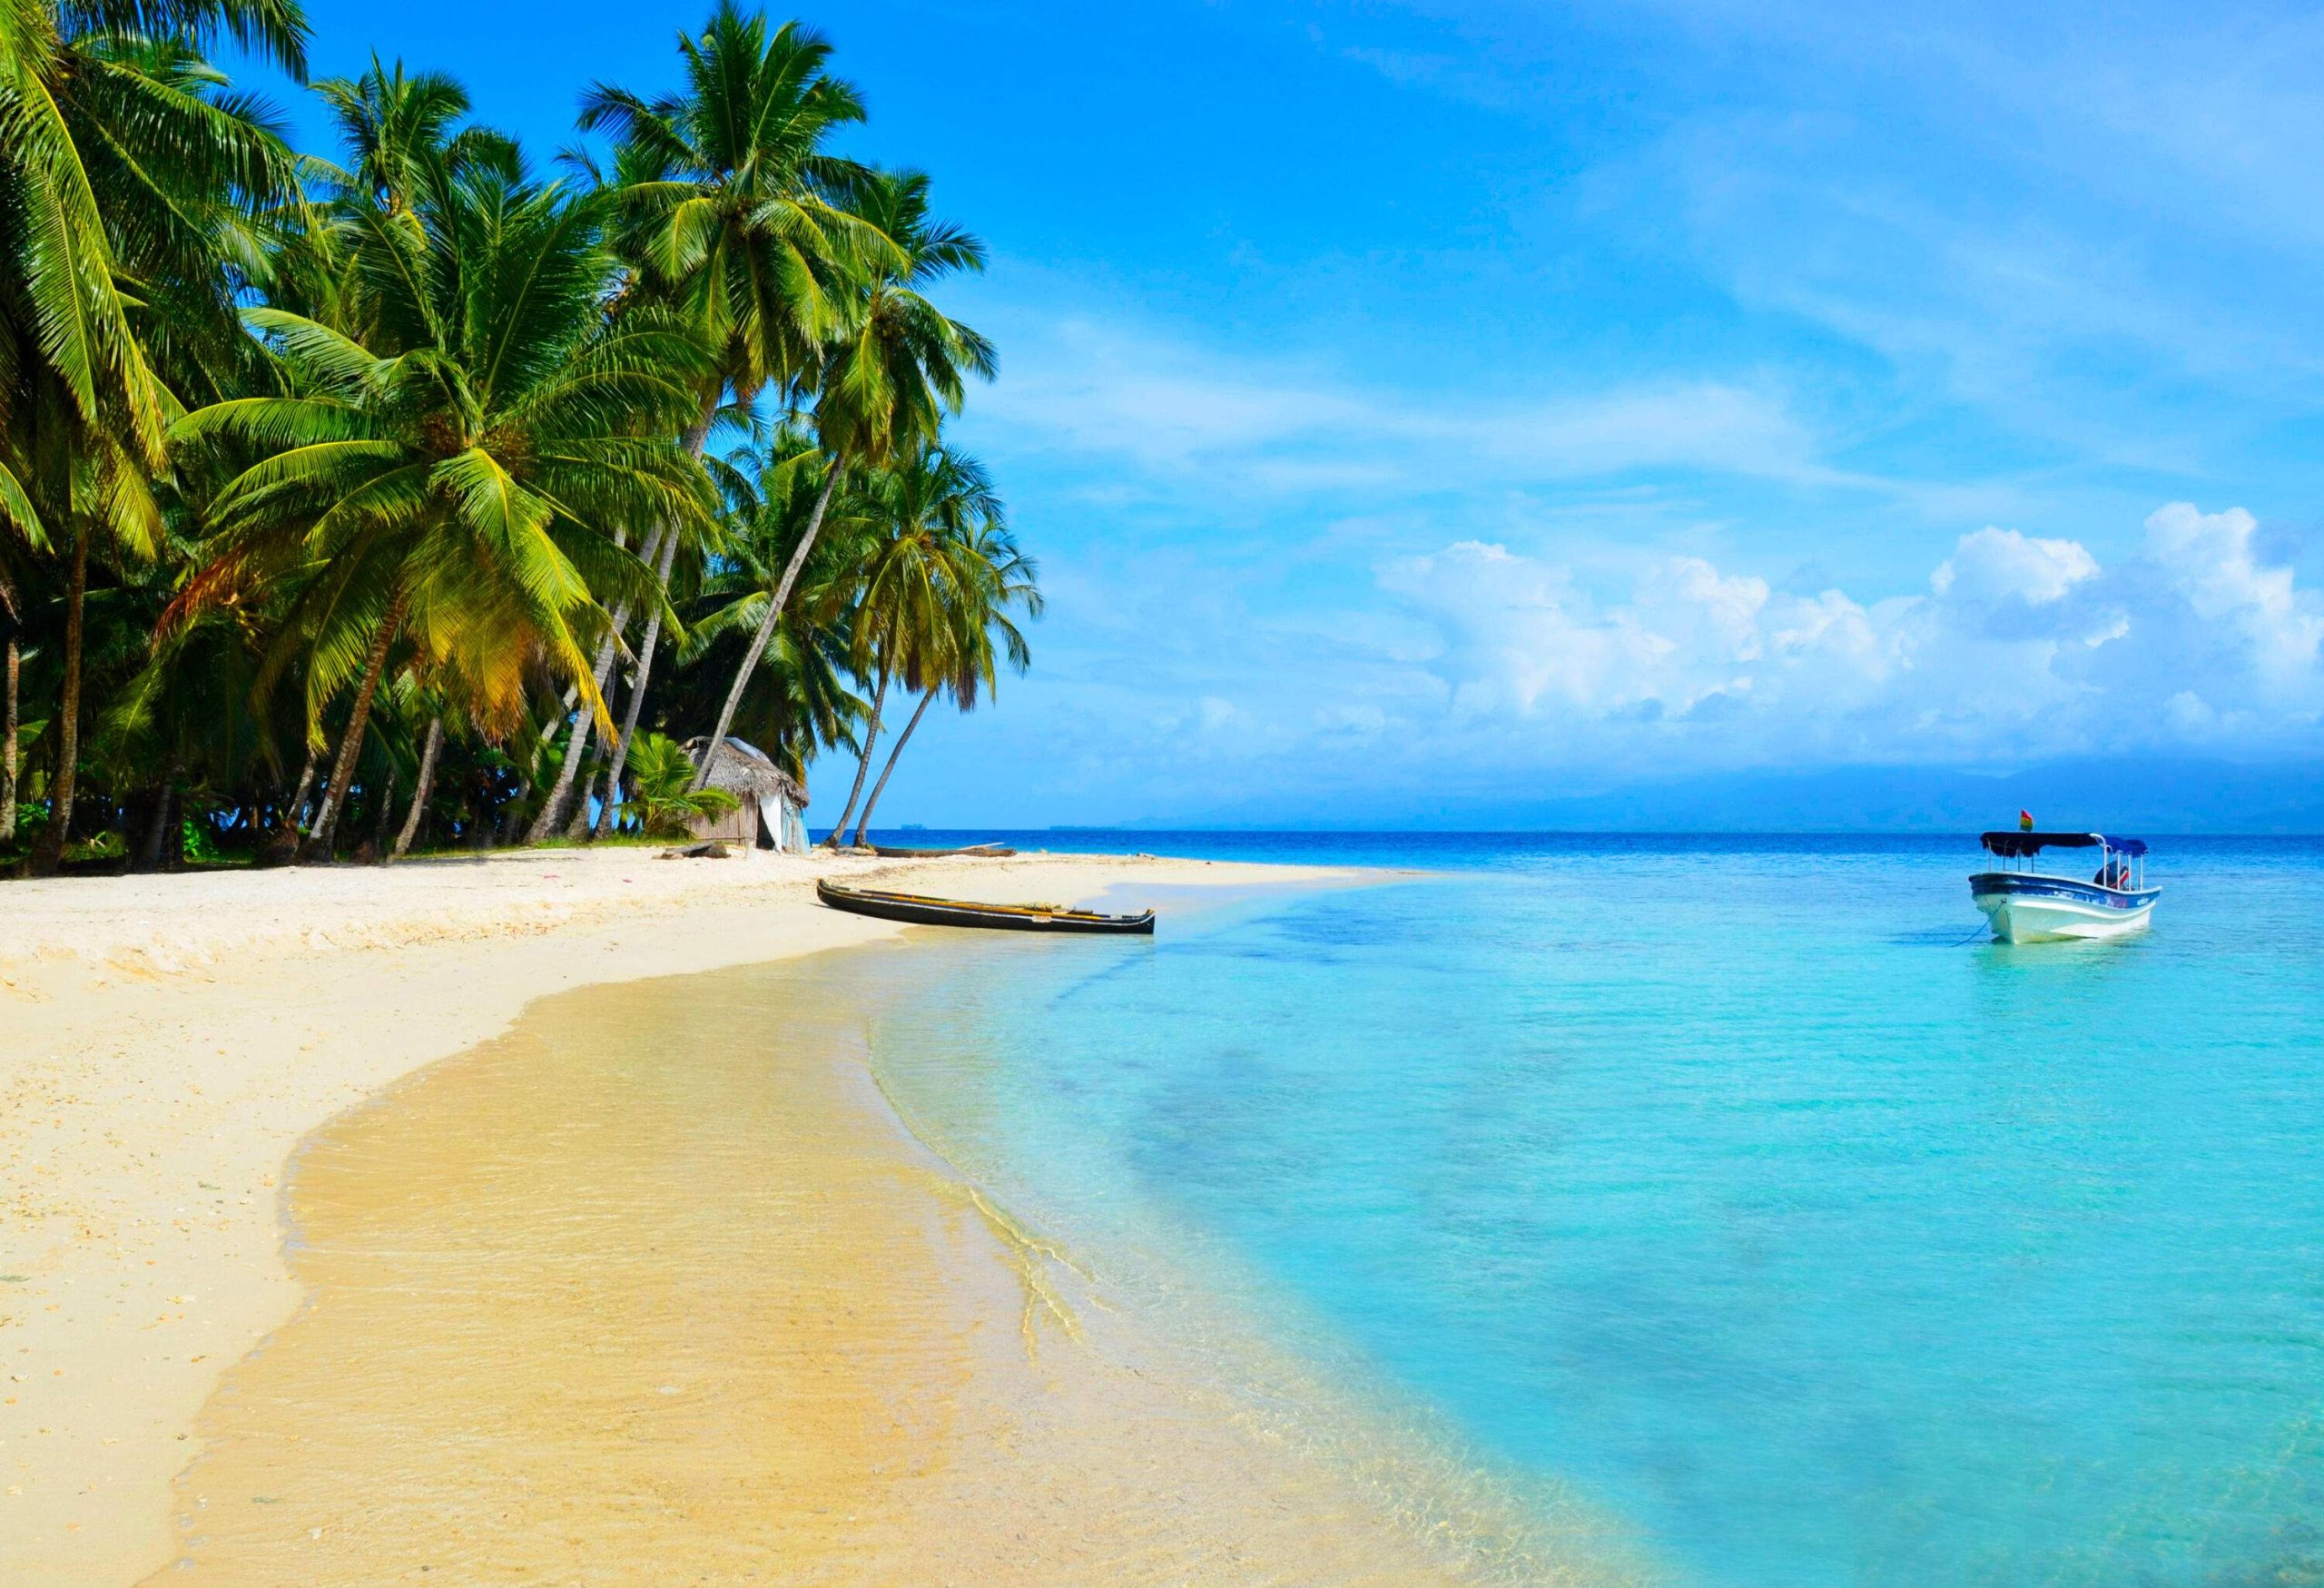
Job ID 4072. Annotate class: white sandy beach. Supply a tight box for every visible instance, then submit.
[0,845,1360,1586]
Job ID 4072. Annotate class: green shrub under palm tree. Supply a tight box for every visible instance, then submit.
[615,730,736,839]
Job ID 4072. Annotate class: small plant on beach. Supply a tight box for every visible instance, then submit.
[615,733,739,839]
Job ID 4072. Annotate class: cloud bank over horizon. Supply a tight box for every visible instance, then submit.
[1375,503,2323,775]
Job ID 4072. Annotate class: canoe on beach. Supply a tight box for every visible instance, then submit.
[816,879,1156,934]
[867,842,1019,858]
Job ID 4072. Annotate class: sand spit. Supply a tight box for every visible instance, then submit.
[0,845,1354,1586]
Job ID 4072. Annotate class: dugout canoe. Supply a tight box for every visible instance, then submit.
[816,879,1155,934]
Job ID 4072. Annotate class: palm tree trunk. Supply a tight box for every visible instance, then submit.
[527,525,640,843]
[852,688,934,848]
[391,715,443,861]
[1,562,19,844]
[285,742,320,833]
[2,626,17,846]
[527,618,620,843]
[562,743,607,839]
[369,761,397,860]
[136,763,179,872]
[821,663,889,850]
[303,591,408,863]
[25,521,87,878]
[692,447,847,793]
[587,520,681,838]
[568,763,608,840]
[586,392,714,822]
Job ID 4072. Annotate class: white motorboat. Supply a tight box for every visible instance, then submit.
[1970,830,2159,943]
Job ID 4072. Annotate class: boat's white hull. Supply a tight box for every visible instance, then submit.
[1974,891,2155,944]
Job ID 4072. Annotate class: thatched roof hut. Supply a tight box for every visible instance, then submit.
[681,736,809,850]
[684,735,805,808]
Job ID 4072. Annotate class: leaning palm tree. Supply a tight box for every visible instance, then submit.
[0,550,23,841]
[817,442,999,847]
[849,515,1038,847]
[675,425,867,784]
[169,160,715,860]
[0,0,307,872]
[548,4,889,837]
[693,166,993,791]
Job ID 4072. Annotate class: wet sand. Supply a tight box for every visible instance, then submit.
[147,952,1519,1585]
[0,847,1365,1585]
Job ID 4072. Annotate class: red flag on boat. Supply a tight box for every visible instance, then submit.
[2019,809,2034,831]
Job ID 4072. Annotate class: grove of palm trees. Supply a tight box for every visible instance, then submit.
[0,0,1037,878]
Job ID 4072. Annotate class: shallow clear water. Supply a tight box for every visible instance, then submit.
[863,835,2324,1588]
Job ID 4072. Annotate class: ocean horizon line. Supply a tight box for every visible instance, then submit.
[827,825,2324,841]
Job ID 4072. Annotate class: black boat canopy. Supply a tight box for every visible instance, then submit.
[1981,832,2149,858]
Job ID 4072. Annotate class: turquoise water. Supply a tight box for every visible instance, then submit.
[858,836,2324,1587]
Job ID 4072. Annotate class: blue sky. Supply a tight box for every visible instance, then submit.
[241,2,2324,824]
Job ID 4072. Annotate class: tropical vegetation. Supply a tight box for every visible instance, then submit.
[0,1,1037,876]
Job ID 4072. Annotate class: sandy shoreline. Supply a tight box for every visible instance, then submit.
[0,845,1364,1585]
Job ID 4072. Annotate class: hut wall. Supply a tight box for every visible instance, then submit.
[685,804,758,845]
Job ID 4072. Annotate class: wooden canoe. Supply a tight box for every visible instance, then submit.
[866,842,1019,859]
[816,879,1154,934]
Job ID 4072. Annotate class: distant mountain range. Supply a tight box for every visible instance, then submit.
[1124,758,2324,834]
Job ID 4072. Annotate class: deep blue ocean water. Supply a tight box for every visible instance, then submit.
[850,833,2324,1587]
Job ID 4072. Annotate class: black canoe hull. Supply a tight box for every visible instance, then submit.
[816,880,1155,934]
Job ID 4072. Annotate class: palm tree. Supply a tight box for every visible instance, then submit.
[0,0,307,872]
[810,444,1025,848]
[578,5,887,413]
[312,55,516,215]
[0,552,25,841]
[390,710,442,858]
[563,4,887,832]
[170,156,714,860]
[0,5,1033,874]
[815,444,974,845]
[675,425,866,788]
[849,514,1038,846]
[615,729,735,837]
[693,165,992,790]
[0,0,304,458]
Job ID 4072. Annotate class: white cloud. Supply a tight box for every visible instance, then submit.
[2142,502,2324,684]
[1931,527,2100,607]
[1370,501,2323,768]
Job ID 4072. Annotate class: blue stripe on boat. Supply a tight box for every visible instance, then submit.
[1968,872,2162,910]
